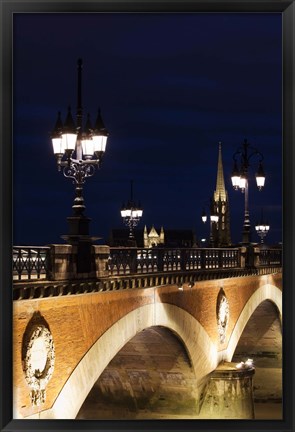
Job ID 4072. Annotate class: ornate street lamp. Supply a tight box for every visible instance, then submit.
[51,59,109,244]
[201,200,219,247]
[255,209,270,244]
[231,138,265,244]
[121,180,143,242]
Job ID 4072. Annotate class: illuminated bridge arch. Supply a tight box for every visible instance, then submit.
[226,283,282,362]
[38,303,218,419]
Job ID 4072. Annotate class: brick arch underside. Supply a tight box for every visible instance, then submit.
[39,303,218,419]
[77,326,200,419]
[226,284,282,362]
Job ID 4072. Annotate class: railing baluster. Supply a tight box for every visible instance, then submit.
[13,245,281,283]
[13,246,50,281]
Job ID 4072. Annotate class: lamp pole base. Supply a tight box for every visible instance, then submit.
[61,215,101,274]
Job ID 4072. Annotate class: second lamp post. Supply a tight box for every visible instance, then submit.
[121,180,143,244]
[231,138,265,244]
[201,200,219,247]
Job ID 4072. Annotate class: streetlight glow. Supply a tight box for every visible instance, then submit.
[51,59,109,243]
[231,138,265,244]
[202,208,207,223]
[121,180,143,242]
[231,160,241,190]
[256,162,266,190]
[201,200,219,247]
[255,209,270,244]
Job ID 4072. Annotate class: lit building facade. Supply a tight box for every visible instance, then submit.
[143,225,165,248]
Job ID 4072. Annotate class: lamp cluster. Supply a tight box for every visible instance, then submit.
[231,139,265,192]
[51,58,108,189]
[51,107,108,170]
[121,181,143,240]
[255,209,270,244]
[51,58,109,239]
[121,204,143,221]
[231,160,265,191]
[121,200,143,239]
[201,208,219,224]
[230,139,266,244]
[201,201,219,247]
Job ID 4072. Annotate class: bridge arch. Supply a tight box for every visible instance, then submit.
[226,283,282,362]
[77,326,199,419]
[38,303,218,419]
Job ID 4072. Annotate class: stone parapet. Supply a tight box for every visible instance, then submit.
[48,244,73,281]
[92,245,110,278]
[239,245,260,268]
[48,243,110,281]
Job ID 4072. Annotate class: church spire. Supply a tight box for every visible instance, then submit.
[211,142,232,247]
[214,142,226,202]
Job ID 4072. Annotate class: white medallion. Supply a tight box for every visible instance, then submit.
[22,323,55,406]
[217,290,229,344]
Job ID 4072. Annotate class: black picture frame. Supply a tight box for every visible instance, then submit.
[1,1,294,432]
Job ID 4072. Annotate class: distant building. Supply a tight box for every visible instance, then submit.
[211,143,232,247]
[109,226,196,248]
[108,229,143,247]
[143,225,164,248]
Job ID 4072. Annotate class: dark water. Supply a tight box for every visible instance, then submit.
[254,402,282,420]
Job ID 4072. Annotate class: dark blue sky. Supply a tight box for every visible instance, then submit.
[13,12,282,246]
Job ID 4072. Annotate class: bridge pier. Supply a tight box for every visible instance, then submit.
[199,362,255,419]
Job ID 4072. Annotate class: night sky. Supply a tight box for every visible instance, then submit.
[13,12,282,247]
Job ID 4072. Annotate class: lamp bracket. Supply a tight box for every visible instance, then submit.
[63,161,97,184]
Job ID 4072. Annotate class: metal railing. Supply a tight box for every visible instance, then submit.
[108,247,241,276]
[13,247,50,281]
[259,247,282,266]
[13,265,278,301]
[12,245,282,281]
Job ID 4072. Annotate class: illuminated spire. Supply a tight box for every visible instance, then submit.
[214,142,227,202]
[211,142,232,246]
[148,225,159,238]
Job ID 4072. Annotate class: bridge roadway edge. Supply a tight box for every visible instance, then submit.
[13,272,282,419]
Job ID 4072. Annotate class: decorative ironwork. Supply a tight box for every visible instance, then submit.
[63,161,96,184]
[13,247,50,281]
[12,245,281,282]
[108,248,135,275]
[259,248,282,266]
[108,247,241,276]
[13,262,282,301]
[136,249,158,273]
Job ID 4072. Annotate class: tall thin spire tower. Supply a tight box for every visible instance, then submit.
[212,143,231,246]
[214,143,227,202]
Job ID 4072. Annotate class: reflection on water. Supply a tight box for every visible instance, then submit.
[254,402,282,420]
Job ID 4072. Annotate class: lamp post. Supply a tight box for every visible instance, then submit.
[121,180,143,243]
[255,209,270,244]
[201,200,219,247]
[51,59,109,244]
[231,138,265,245]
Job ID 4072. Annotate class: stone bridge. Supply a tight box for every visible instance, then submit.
[13,245,282,420]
